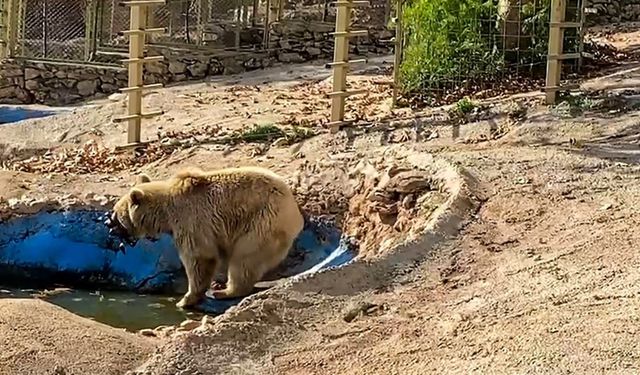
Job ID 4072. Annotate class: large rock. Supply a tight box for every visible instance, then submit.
[146,61,168,75]
[187,62,209,78]
[77,79,98,96]
[278,52,306,63]
[1,67,23,77]
[24,68,41,80]
[25,79,40,91]
[168,60,187,74]
[101,83,119,93]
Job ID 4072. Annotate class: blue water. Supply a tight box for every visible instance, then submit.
[0,106,58,124]
[0,209,356,327]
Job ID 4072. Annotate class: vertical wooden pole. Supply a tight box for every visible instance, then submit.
[330,0,351,130]
[195,0,203,45]
[392,0,402,107]
[5,0,18,58]
[234,0,241,50]
[545,0,566,104]
[277,0,283,20]
[0,0,7,58]
[577,0,585,71]
[251,0,258,27]
[263,0,271,48]
[115,0,165,147]
[127,4,146,144]
[84,0,98,60]
[268,0,278,27]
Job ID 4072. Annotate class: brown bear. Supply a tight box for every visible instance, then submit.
[109,166,304,309]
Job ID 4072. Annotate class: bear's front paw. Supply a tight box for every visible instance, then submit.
[176,293,201,309]
[211,288,243,300]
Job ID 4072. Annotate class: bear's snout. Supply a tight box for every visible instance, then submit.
[104,210,138,248]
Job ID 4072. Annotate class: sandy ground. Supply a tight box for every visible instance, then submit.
[1,23,640,375]
[0,299,155,375]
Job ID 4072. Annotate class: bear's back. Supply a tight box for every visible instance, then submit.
[168,166,298,236]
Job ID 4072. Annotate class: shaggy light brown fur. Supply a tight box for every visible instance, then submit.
[111,166,304,309]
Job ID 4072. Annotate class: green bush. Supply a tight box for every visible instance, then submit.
[400,0,503,93]
[398,0,563,97]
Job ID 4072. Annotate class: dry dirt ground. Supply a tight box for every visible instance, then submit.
[2,24,640,374]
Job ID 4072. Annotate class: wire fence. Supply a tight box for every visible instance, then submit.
[97,0,271,51]
[4,0,392,63]
[17,0,89,60]
[395,0,584,106]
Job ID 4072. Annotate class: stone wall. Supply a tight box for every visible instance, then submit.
[0,21,393,106]
[586,0,640,24]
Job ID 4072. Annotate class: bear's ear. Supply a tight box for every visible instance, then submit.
[135,174,151,185]
[130,188,145,206]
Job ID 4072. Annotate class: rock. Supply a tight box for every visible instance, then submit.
[168,61,187,74]
[40,70,54,79]
[278,39,292,49]
[179,319,200,331]
[24,68,41,80]
[15,87,31,103]
[173,74,187,82]
[146,61,168,75]
[221,57,243,75]
[187,62,208,77]
[55,70,67,79]
[138,329,157,337]
[305,47,322,56]
[278,52,306,63]
[243,58,262,70]
[25,79,40,91]
[62,79,77,89]
[208,59,224,75]
[1,67,23,77]
[101,83,119,93]
[77,79,98,96]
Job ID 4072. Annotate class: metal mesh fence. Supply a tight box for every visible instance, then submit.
[9,0,391,62]
[18,0,88,60]
[396,0,584,106]
[97,0,269,51]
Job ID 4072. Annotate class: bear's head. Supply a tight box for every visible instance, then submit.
[107,173,169,247]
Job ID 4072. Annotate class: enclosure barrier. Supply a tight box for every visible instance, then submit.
[327,0,369,133]
[112,0,165,146]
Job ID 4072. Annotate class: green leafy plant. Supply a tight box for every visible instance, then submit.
[399,0,562,99]
[400,0,503,93]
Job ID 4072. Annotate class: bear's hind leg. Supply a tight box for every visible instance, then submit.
[176,256,216,309]
[212,231,292,300]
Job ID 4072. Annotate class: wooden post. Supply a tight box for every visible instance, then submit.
[235,0,241,50]
[330,0,350,129]
[114,0,166,146]
[5,0,18,58]
[195,0,203,45]
[391,0,402,107]
[545,0,566,104]
[577,0,585,71]
[85,0,98,60]
[268,0,279,24]
[327,0,369,133]
[263,0,271,49]
[0,0,7,58]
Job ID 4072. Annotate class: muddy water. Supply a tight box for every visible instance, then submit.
[0,210,357,331]
[0,287,198,331]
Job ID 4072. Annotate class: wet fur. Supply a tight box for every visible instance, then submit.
[111,166,305,309]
